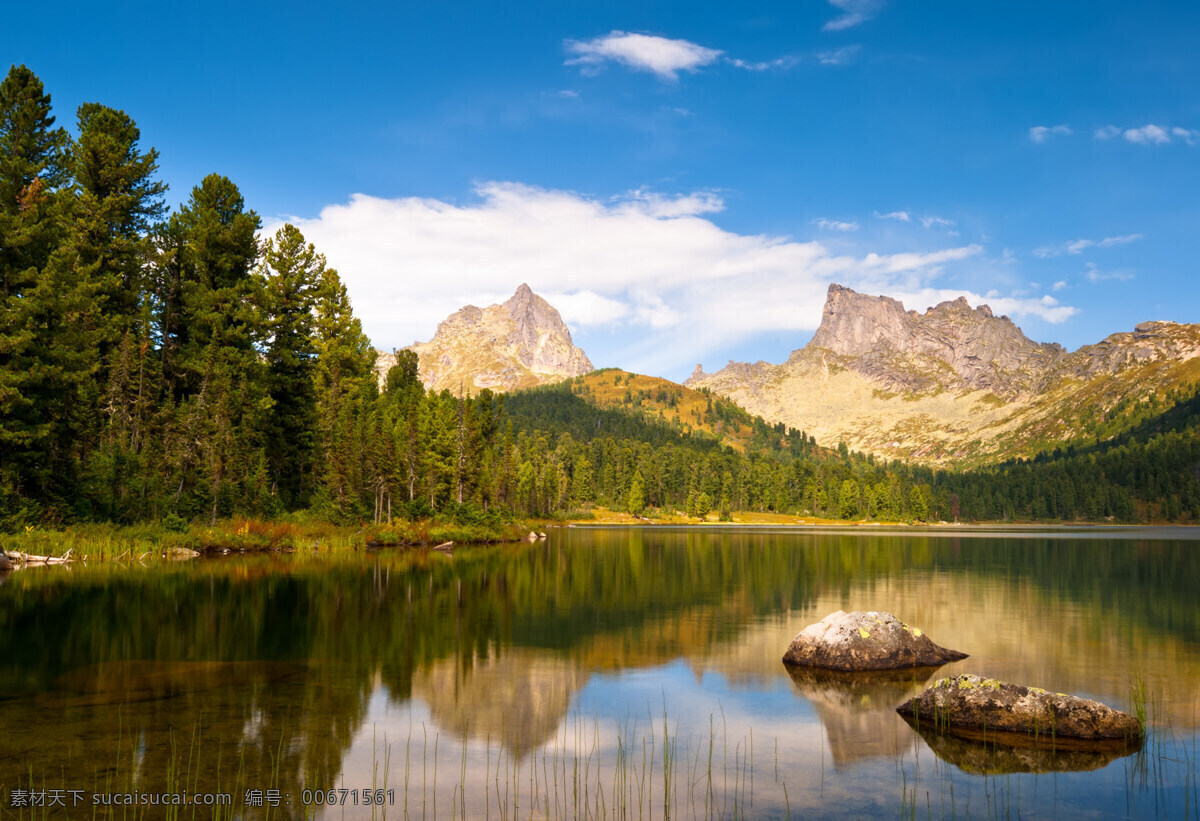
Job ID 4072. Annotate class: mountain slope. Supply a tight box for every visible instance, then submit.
[376,284,593,395]
[687,284,1200,467]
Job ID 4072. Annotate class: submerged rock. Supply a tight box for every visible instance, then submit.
[897,674,1142,744]
[782,610,967,671]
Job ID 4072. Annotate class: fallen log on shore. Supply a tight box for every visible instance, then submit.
[4,547,74,565]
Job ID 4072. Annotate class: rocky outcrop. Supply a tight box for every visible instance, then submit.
[384,284,593,395]
[897,675,1142,746]
[782,610,967,671]
[687,284,1200,466]
[0,550,12,572]
[809,285,1065,395]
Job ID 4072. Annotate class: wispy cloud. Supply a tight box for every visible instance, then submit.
[1033,233,1144,258]
[874,210,911,222]
[920,216,956,229]
[812,218,859,232]
[727,55,800,71]
[823,0,885,31]
[1029,125,1072,143]
[1052,280,1068,291]
[1094,124,1198,145]
[816,46,861,66]
[1084,262,1135,283]
[565,31,723,80]
[265,182,1064,377]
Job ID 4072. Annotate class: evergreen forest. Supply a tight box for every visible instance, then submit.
[2,64,1197,530]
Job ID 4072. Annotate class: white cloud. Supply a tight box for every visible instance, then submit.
[1096,233,1144,248]
[264,182,1054,377]
[1095,124,1197,145]
[727,56,800,71]
[1052,280,1067,291]
[1173,127,1200,145]
[816,46,861,66]
[619,188,725,218]
[812,218,859,232]
[1123,124,1171,144]
[1084,262,1135,283]
[884,290,1077,325]
[1029,125,1071,143]
[541,290,630,327]
[875,210,911,222]
[920,216,956,229]
[565,31,722,80]
[823,0,885,31]
[1033,233,1143,258]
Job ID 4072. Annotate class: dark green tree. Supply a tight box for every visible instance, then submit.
[261,224,322,507]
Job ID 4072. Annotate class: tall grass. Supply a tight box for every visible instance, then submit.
[0,515,526,563]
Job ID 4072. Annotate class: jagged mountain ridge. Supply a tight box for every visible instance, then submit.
[376,284,593,395]
[687,284,1200,466]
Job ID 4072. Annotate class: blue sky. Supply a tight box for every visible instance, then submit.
[6,1,1198,380]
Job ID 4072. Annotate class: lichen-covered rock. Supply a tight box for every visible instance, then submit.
[782,610,967,671]
[897,675,1142,744]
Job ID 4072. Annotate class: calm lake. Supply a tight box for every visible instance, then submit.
[2,526,1198,819]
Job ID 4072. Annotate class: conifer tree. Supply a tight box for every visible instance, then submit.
[261,224,323,507]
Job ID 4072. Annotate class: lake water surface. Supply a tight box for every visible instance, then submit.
[1,526,1198,819]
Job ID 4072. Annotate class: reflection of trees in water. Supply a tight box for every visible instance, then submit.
[0,659,371,820]
[783,665,940,767]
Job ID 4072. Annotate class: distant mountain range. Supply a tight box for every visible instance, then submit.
[688,284,1200,465]
[381,283,1200,467]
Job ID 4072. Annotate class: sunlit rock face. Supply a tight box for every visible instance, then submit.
[688,283,1200,466]
[782,610,967,671]
[376,284,593,395]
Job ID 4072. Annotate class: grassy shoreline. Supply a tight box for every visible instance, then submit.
[0,516,531,562]
[2,510,1193,565]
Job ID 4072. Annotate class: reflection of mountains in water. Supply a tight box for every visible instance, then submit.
[783,665,942,767]
[412,650,586,758]
[903,719,1142,774]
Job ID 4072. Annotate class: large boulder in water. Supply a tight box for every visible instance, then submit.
[782,610,967,671]
[897,674,1142,745]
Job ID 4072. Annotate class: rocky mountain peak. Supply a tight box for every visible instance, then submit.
[389,284,593,395]
[806,283,1062,394]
